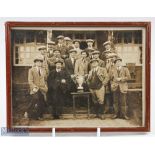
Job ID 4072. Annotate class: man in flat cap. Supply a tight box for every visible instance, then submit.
[47,59,70,119]
[38,46,49,75]
[90,50,105,70]
[109,57,131,119]
[87,59,109,119]
[55,35,68,59]
[85,39,95,59]
[27,55,48,120]
[73,39,82,59]
[74,50,90,76]
[100,41,117,61]
[47,41,56,58]
[65,49,77,105]
[47,49,65,71]
[65,49,77,79]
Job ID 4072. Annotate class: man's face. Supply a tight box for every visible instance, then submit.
[70,52,76,58]
[87,42,93,47]
[115,60,122,67]
[74,42,80,48]
[35,60,43,67]
[81,52,87,58]
[91,61,99,68]
[55,62,62,69]
[105,44,111,50]
[93,53,99,59]
[58,38,63,44]
[53,51,61,57]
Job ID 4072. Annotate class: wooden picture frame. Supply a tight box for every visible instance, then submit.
[6,22,151,133]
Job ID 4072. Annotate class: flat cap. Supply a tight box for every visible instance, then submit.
[69,49,77,53]
[103,41,112,46]
[48,41,55,45]
[34,55,44,62]
[57,35,64,39]
[92,50,100,55]
[114,56,122,63]
[86,39,94,43]
[73,39,81,43]
[64,37,72,41]
[90,58,99,64]
[55,59,64,64]
[38,46,47,50]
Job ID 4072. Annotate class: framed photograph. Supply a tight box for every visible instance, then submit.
[6,22,150,133]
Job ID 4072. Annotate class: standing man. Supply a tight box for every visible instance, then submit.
[47,41,56,58]
[74,50,89,76]
[90,50,105,69]
[38,46,49,75]
[28,55,48,120]
[73,39,82,59]
[47,59,70,119]
[55,35,68,59]
[85,39,95,59]
[65,49,77,80]
[87,59,109,119]
[100,41,117,61]
[47,49,65,71]
[110,57,131,119]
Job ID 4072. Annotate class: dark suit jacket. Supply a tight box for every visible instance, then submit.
[48,69,70,92]
[65,58,75,75]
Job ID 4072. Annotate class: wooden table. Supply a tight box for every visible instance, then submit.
[71,92,91,119]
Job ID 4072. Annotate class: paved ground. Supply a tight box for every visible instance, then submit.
[13,114,140,128]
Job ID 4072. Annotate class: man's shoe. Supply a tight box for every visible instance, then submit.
[99,115,105,120]
[124,115,130,120]
[112,114,118,119]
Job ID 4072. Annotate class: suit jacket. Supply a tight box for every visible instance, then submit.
[74,58,89,76]
[109,66,131,93]
[47,56,65,71]
[55,44,68,58]
[47,69,70,92]
[65,58,76,75]
[87,66,109,89]
[89,58,105,71]
[28,66,48,94]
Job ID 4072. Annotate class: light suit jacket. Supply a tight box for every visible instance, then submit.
[28,66,48,95]
[109,66,131,93]
[74,58,89,76]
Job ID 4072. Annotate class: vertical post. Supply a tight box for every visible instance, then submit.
[97,128,101,137]
[73,95,76,119]
[52,128,55,137]
[87,94,90,119]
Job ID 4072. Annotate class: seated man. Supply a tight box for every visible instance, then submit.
[109,57,131,119]
[47,59,70,119]
[87,59,109,119]
[28,55,48,120]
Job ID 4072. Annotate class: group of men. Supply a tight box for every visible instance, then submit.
[27,35,131,120]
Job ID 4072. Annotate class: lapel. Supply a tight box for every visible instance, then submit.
[69,58,74,69]
[114,66,124,77]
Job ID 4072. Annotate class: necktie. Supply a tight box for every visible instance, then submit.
[117,67,120,77]
[38,69,41,76]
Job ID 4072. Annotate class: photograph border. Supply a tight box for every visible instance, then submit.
[6,21,151,132]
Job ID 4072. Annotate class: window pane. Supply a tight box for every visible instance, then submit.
[36,31,47,43]
[26,31,35,43]
[114,32,122,43]
[134,31,142,44]
[124,32,132,43]
[15,31,24,44]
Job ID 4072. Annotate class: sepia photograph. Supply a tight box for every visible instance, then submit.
[6,22,150,132]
